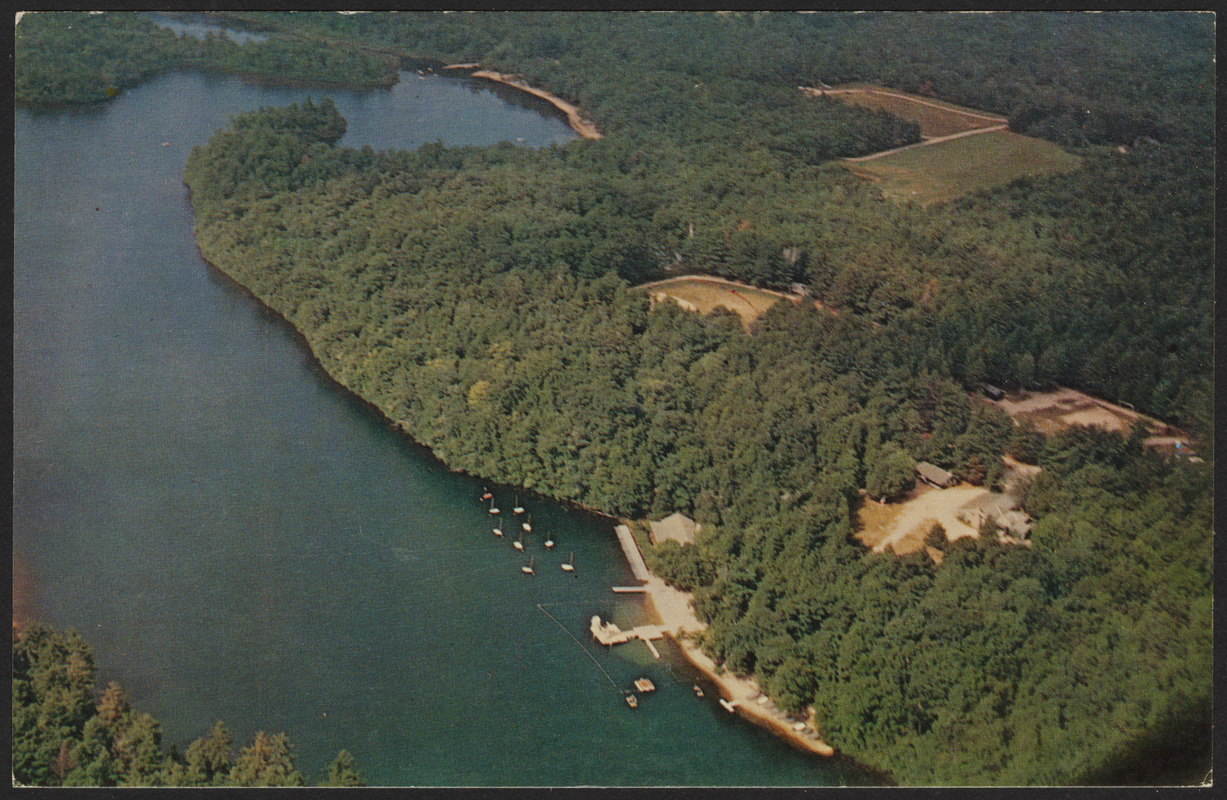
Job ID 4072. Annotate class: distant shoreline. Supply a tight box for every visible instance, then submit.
[445,64,602,140]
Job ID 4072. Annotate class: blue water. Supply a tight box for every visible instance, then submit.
[14,62,864,786]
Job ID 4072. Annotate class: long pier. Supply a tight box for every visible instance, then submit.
[613,525,651,582]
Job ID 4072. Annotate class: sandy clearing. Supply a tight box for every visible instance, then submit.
[872,484,988,554]
[1061,407,1130,432]
[636,275,829,327]
[988,386,1189,447]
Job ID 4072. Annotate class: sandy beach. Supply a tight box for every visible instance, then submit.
[639,572,836,757]
[446,64,602,140]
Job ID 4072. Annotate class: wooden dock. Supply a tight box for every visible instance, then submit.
[590,616,664,659]
[614,525,651,582]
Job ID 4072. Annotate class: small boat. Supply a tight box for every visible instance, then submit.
[543,531,555,549]
[521,556,535,575]
[513,531,524,552]
[693,684,704,698]
[561,552,575,573]
[480,487,492,501]
[513,496,524,515]
[719,698,737,713]
[522,514,532,532]
[493,517,504,537]
[633,678,655,693]
[161,142,170,147]
[489,500,499,515]
[625,694,638,709]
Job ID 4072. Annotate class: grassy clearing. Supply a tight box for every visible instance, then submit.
[637,276,794,326]
[845,130,1082,206]
[822,85,1004,138]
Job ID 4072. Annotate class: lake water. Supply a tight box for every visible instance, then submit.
[14,63,867,786]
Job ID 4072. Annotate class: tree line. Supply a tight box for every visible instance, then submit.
[13,625,364,787]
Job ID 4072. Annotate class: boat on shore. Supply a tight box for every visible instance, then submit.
[720,698,738,713]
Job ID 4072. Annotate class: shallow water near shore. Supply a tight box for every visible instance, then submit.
[14,60,868,785]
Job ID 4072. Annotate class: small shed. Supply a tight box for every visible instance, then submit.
[983,384,1005,401]
[916,462,957,488]
[649,513,700,546]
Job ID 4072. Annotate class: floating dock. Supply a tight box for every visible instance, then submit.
[611,585,647,593]
[590,616,664,659]
[613,525,651,582]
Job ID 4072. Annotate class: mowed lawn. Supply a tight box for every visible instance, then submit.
[638,277,790,326]
[845,130,1082,206]
[823,86,1004,138]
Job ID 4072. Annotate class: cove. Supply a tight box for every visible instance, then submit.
[14,65,868,786]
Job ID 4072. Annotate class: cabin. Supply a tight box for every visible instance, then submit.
[983,384,1005,401]
[959,493,1033,540]
[915,462,957,489]
[649,512,700,546]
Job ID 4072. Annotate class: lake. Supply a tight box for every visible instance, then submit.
[13,58,867,786]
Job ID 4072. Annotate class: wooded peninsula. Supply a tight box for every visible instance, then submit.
[15,11,1213,787]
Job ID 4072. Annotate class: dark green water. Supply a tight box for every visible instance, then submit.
[14,66,866,786]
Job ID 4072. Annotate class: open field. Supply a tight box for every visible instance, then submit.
[845,130,1082,206]
[809,84,1007,138]
[988,386,1179,438]
[857,484,989,564]
[636,275,822,327]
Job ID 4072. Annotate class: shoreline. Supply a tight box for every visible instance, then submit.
[196,233,844,767]
[446,64,602,140]
[634,568,838,759]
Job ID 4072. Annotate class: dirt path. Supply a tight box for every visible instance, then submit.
[843,124,1009,163]
[872,485,989,553]
[809,86,1008,124]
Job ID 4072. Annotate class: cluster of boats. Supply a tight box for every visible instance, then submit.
[481,488,574,575]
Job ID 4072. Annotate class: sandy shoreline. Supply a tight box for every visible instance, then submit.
[445,64,602,140]
[636,571,836,757]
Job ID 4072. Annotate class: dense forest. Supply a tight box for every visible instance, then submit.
[16,11,1213,786]
[12,625,364,787]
